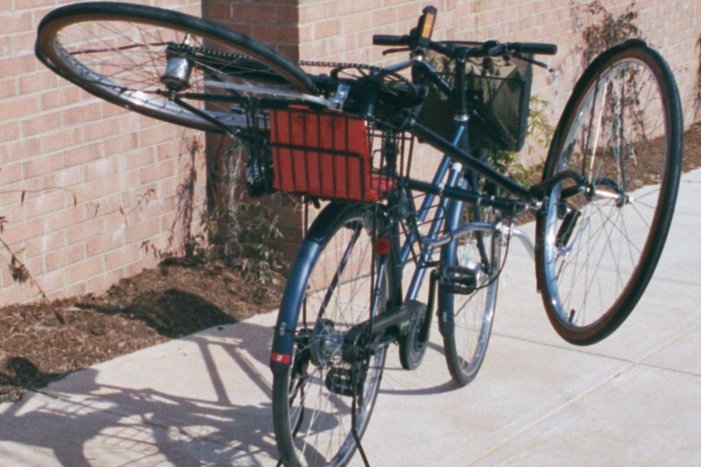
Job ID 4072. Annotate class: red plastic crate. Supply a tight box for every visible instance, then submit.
[269,108,389,202]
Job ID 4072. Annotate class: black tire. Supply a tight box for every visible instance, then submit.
[272,203,394,467]
[535,40,682,345]
[441,181,501,386]
[36,2,315,132]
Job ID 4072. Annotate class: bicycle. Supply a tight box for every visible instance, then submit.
[36,3,683,466]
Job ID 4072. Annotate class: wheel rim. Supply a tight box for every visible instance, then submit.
[284,212,386,466]
[450,230,499,379]
[38,7,312,131]
[542,56,672,332]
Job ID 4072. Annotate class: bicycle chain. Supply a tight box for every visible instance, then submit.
[298,60,382,73]
[300,60,413,85]
[166,42,243,61]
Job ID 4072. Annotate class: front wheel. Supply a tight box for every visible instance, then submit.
[535,40,682,345]
[36,2,316,132]
[272,203,394,467]
[441,191,502,387]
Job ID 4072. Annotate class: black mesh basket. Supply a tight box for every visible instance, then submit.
[420,55,533,152]
[467,56,533,151]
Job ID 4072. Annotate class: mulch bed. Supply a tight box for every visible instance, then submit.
[0,258,282,402]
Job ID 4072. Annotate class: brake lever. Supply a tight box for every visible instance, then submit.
[512,53,555,72]
[382,47,412,56]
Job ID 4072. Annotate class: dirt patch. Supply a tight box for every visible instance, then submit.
[2,123,701,403]
[0,258,282,402]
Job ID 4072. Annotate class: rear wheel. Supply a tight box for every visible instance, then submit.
[536,41,682,345]
[36,2,315,132]
[272,203,393,467]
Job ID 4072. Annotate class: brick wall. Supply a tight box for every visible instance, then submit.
[2,0,699,305]
[0,0,207,304]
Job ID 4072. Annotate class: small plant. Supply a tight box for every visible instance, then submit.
[142,135,285,304]
[230,202,283,303]
[0,220,46,300]
[572,1,643,70]
[488,95,554,185]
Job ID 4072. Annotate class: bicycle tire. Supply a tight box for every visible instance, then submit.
[36,2,315,132]
[440,185,501,387]
[535,40,682,345]
[272,203,395,467]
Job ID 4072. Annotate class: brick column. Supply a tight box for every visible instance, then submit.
[202,1,305,266]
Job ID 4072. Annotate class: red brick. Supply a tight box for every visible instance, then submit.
[99,134,139,158]
[252,24,298,45]
[23,153,65,180]
[82,119,119,142]
[12,30,40,55]
[2,217,44,246]
[42,204,86,232]
[63,102,104,127]
[1,95,40,121]
[0,78,16,99]
[22,191,71,221]
[40,86,82,111]
[0,121,20,143]
[46,243,85,272]
[0,10,33,34]
[65,257,104,284]
[63,143,102,167]
[52,164,87,188]
[104,243,143,271]
[20,111,62,138]
[41,127,82,155]
[86,230,125,257]
[14,0,56,10]
[232,5,279,23]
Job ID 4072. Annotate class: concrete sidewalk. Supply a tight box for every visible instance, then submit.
[1,169,700,466]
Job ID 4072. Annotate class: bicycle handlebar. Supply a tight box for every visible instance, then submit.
[373,34,410,47]
[509,42,558,56]
[373,33,557,58]
[373,7,556,58]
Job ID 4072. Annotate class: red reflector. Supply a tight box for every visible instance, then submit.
[375,236,392,256]
[271,352,291,364]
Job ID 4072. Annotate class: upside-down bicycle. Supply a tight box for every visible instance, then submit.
[36,3,683,466]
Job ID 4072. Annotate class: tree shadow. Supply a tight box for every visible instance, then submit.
[89,287,240,338]
[0,288,244,399]
[0,318,282,466]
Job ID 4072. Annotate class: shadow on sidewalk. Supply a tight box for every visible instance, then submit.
[0,319,280,466]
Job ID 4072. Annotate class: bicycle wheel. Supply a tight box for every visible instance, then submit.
[440,186,501,387]
[272,203,395,467]
[535,40,682,345]
[36,2,315,132]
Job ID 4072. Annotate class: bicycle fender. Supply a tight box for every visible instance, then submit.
[269,203,359,374]
[270,238,320,374]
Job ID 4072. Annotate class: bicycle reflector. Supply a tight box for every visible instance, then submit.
[412,6,437,50]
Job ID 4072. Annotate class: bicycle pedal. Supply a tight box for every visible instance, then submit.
[440,265,478,295]
[325,367,362,397]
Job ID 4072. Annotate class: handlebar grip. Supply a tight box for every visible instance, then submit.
[373,34,410,46]
[511,42,558,55]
